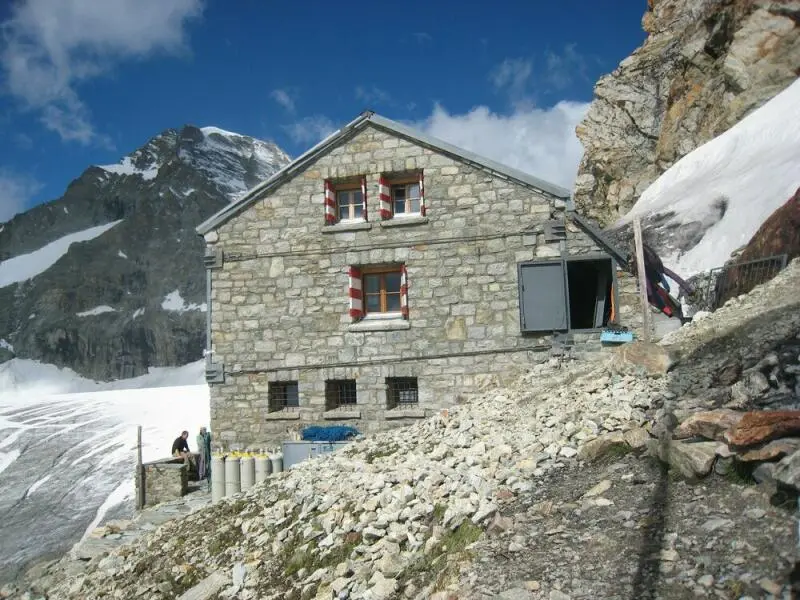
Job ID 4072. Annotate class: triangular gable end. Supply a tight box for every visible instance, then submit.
[195,111,573,237]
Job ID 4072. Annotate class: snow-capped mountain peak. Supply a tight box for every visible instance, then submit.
[96,125,291,201]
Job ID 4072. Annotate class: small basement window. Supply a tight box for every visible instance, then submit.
[268,381,299,412]
[325,379,357,410]
[386,377,418,408]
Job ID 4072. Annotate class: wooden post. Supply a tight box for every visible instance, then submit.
[633,217,651,342]
[135,425,144,510]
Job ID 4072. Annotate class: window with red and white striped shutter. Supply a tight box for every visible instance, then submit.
[361,176,368,221]
[324,180,336,224]
[400,264,409,319]
[348,266,363,321]
[378,176,392,219]
[419,171,426,216]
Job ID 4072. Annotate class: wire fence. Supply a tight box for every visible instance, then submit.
[701,254,788,311]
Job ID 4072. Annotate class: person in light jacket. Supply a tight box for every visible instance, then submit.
[196,427,212,481]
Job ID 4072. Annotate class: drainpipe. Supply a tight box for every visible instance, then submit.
[205,265,212,369]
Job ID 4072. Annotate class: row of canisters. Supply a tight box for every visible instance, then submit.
[210,452,284,503]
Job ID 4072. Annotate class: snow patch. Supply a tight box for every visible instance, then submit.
[0,449,20,476]
[132,308,145,319]
[98,156,159,181]
[28,314,35,320]
[76,305,116,317]
[0,358,205,396]
[161,289,207,313]
[118,250,128,259]
[0,339,13,353]
[201,126,246,138]
[0,221,123,288]
[63,206,69,214]
[620,79,800,278]
[183,188,196,196]
[27,474,52,496]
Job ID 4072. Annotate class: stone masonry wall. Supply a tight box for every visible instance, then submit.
[143,462,188,507]
[207,124,631,449]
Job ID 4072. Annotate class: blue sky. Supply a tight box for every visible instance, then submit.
[0,0,647,221]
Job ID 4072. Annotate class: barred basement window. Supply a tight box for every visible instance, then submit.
[325,379,357,410]
[268,381,299,412]
[386,377,418,409]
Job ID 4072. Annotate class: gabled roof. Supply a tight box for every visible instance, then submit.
[195,111,572,235]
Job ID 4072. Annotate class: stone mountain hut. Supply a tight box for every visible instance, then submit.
[195,111,640,450]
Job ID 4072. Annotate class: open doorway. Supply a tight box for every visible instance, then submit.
[566,258,614,330]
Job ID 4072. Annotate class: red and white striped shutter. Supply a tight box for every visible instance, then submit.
[400,265,409,319]
[324,180,336,224]
[361,176,368,221]
[419,171,426,216]
[378,176,392,219]
[348,266,363,321]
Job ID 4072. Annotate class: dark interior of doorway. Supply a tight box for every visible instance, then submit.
[567,258,613,329]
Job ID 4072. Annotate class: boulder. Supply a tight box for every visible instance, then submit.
[673,409,744,441]
[774,449,800,491]
[647,438,718,480]
[739,438,800,462]
[577,432,627,462]
[615,342,677,377]
[725,411,800,448]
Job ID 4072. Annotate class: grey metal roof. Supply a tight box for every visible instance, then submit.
[196,111,572,235]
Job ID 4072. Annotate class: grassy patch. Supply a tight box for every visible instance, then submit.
[207,523,244,557]
[401,520,483,593]
[432,504,447,522]
[281,532,362,578]
[364,445,397,464]
[720,461,756,486]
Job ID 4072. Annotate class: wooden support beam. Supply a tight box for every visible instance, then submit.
[633,217,651,342]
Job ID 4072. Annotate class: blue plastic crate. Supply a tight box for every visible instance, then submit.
[600,330,634,344]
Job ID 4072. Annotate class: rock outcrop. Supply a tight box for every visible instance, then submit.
[0,126,289,380]
[574,0,800,226]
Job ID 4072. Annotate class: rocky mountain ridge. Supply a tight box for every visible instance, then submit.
[0,126,290,380]
[574,0,800,226]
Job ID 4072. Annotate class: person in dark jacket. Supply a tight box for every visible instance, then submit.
[171,431,190,456]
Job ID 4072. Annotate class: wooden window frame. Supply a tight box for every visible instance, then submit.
[390,178,421,216]
[362,265,403,315]
[335,183,363,222]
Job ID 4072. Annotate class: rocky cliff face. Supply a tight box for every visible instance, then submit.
[574,0,800,226]
[0,127,290,380]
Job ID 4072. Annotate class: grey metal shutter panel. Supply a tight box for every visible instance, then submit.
[519,261,568,332]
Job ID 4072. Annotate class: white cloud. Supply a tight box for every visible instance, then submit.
[0,170,43,222]
[270,89,295,113]
[490,58,533,101]
[355,85,392,107]
[416,101,590,191]
[0,0,203,145]
[544,44,589,91]
[284,116,336,145]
